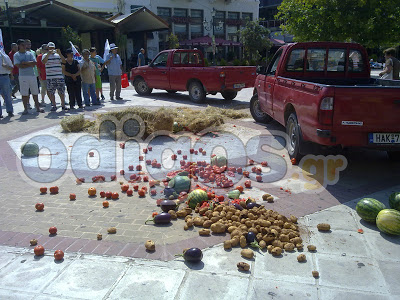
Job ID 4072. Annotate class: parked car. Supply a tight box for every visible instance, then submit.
[130,49,256,103]
[370,61,383,69]
[250,42,400,161]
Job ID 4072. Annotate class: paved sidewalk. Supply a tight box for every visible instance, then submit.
[0,185,398,300]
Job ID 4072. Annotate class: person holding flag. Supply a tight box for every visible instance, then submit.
[69,42,82,62]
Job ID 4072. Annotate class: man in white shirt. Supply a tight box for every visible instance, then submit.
[41,42,67,111]
[0,51,14,118]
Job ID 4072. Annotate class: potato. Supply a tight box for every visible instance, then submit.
[307,245,317,252]
[231,215,240,222]
[227,226,237,233]
[226,212,233,220]
[288,232,297,239]
[237,262,250,272]
[199,207,208,215]
[245,220,252,228]
[284,243,295,251]
[199,229,210,236]
[212,211,220,217]
[186,219,194,227]
[283,222,292,229]
[272,240,283,248]
[203,220,213,228]
[96,234,102,241]
[259,220,271,227]
[270,229,279,237]
[223,240,232,249]
[267,245,273,253]
[248,227,258,234]
[205,210,212,218]
[296,243,304,250]
[210,223,226,233]
[168,210,178,219]
[176,210,188,218]
[210,216,220,223]
[256,233,263,242]
[215,205,223,212]
[279,234,289,242]
[231,229,242,238]
[241,249,254,259]
[297,254,306,262]
[193,217,203,226]
[262,234,275,243]
[317,223,331,231]
[184,225,189,230]
[240,235,247,248]
[145,240,155,251]
[289,215,298,223]
[259,240,267,249]
[30,239,38,246]
[185,215,193,222]
[312,271,320,278]
[239,225,248,232]
[107,227,117,234]
[266,196,274,203]
[184,207,192,215]
[290,237,302,244]
[262,194,271,201]
[231,237,240,247]
[271,247,282,256]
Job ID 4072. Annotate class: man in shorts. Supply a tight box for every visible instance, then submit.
[41,42,68,111]
[13,39,44,115]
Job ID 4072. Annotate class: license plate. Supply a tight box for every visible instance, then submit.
[233,83,245,89]
[369,133,400,144]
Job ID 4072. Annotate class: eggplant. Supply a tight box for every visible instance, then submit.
[145,212,171,225]
[246,232,256,244]
[164,187,176,198]
[160,200,177,212]
[246,202,260,209]
[175,248,203,263]
[233,203,244,211]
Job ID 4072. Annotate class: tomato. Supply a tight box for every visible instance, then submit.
[148,146,152,151]
[216,195,225,202]
[121,184,129,192]
[139,156,144,161]
[237,167,243,173]
[171,154,177,160]
[110,175,117,181]
[243,171,250,178]
[120,170,125,175]
[128,165,134,171]
[183,155,188,160]
[143,148,148,153]
[291,158,297,165]
[103,201,109,208]
[249,159,254,165]
[111,192,119,199]
[105,191,112,198]
[143,176,149,182]
[149,180,156,187]
[136,165,142,171]
[150,189,157,196]
[256,175,262,182]
[261,161,268,167]
[89,151,94,157]
[244,180,251,188]
[100,191,106,198]
[190,148,194,154]
[133,184,139,191]
[69,193,76,200]
[138,189,146,197]
[177,150,182,154]
[40,187,47,194]
[236,186,244,193]
[54,250,64,260]
[88,187,96,196]
[126,189,133,196]
[49,186,59,194]
[34,245,45,256]
[49,226,57,235]
[35,203,44,211]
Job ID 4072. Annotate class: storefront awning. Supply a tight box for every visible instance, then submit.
[179,36,242,47]
[2,0,114,31]
[109,7,169,33]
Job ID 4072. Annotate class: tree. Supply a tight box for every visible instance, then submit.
[168,33,180,49]
[276,0,400,48]
[239,19,272,61]
[59,26,81,50]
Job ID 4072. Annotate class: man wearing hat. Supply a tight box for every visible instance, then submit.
[42,42,68,111]
[137,48,146,67]
[105,43,123,100]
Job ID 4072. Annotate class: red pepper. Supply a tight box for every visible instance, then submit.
[152,212,158,218]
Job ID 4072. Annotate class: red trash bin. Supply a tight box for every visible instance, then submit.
[121,73,129,88]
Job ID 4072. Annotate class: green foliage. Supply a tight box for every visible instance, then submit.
[277,0,400,48]
[204,58,210,67]
[168,33,180,49]
[241,59,249,66]
[233,59,241,66]
[219,58,227,66]
[239,19,272,61]
[59,26,81,50]
[249,59,257,66]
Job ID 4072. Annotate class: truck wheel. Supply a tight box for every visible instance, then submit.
[188,81,206,103]
[387,151,400,161]
[221,90,238,101]
[167,90,177,94]
[134,78,153,96]
[286,113,304,161]
[250,95,272,123]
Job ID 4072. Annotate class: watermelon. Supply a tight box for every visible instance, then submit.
[376,209,400,235]
[168,173,191,194]
[211,155,227,167]
[187,189,208,209]
[355,198,386,223]
[389,192,400,211]
[21,142,39,157]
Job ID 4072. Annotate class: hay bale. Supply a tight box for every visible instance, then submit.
[61,115,85,132]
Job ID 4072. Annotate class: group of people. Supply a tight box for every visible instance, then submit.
[0,39,126,118]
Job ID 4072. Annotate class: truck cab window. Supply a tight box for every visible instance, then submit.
[286,49,305,72]
[349,50,364,72]
[267,49,283,75]
[327,49,346,72]
[307,49,326,72]
[173,53,181,64]
[152,52,169,67]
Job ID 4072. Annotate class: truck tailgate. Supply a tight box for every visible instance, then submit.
[332,86,400,145]
[222,66,257,89]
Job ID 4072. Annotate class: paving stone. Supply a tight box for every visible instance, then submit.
[0,253,71,293]
[43,256,127,299]
[176,272,249,300]
[248,278,319,300]
[363,232,400,262]
[306,208,359,232]
[0,289,35,300]
[319,287,391,300]
[107,264,185,300]
[0,252,18,270]
[316,253,388,293]
[377,260,400,295]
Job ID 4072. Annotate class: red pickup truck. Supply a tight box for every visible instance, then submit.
[131,49,256,103]
[251,42,400,161]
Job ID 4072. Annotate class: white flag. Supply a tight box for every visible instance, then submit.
[69,41,82,62]
[103,39,110,62]
[0,29,5,55]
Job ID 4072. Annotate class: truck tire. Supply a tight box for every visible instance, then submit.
[134,78,153,96]
[286,113,304,161]
[387,151,400,161]
[188,81,206,103]
[167,90,177,94]
[250,94,272,123]
[221,90,238,101]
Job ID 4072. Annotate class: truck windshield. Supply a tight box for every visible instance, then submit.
[152,52,168,67]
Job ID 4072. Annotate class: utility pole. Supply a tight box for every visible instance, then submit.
[4,0,13,42]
